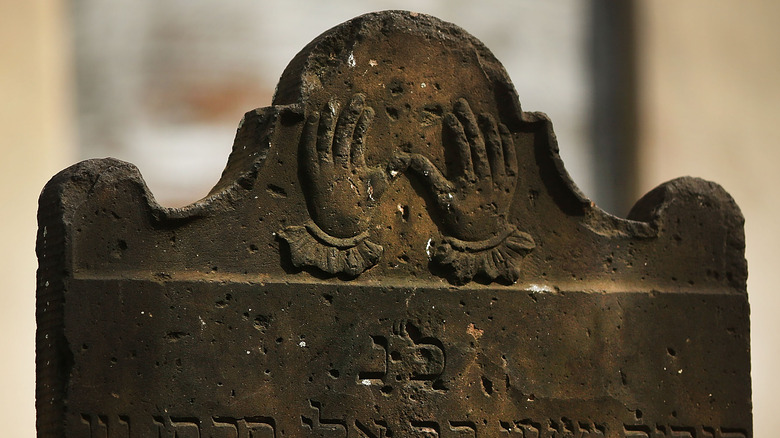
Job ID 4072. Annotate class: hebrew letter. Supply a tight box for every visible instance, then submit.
[390,321,446,381]
[170,417,201,438]
[499,420,514,435]
[515,420,541,438]
[355,419,389,438]
[411,420,440,437]
[699,428,715,438]
[244,417,276,438]
[308,401,347,437]
[114,416,130,438]
[547,418,576,438]
[153,417,166,437]
[81,414,108,438]
[211,417,239,438]
[623,425,651,438]
[410,343,445,380]
[669,426,695,438]
[358,335,388,382]
[449,421,477,437]
[153,416,201,438]
[578,421,605,438]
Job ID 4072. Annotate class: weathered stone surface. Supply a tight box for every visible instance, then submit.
[37,11,750,437]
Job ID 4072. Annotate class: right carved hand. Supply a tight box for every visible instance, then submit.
[402,98,519,242]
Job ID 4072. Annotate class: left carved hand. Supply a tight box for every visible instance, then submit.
[300,94,390,238]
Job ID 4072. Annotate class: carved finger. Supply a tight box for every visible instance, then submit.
[454,99,490,181]
[479,113,505,182]
[408,153,454,202]
[444,113,474,181]
[351,106,374,168]
[499,123,518,178]
[301,113,320,175]
[317,101,338,164]
[333,94,365,168]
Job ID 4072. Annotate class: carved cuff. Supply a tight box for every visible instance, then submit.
[432,225,535,284]
[278,221,383,276]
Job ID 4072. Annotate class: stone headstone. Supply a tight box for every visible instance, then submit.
[37,11,751,437]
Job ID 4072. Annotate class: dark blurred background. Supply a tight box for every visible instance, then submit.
[2,1,778,435]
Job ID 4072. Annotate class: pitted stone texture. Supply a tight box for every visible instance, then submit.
[37,10,750,437]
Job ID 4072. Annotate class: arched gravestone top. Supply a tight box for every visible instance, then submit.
[37,10,750,438]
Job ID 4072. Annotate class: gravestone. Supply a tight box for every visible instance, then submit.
[36,11,751,437]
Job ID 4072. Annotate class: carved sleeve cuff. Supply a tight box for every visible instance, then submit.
[432,224,535,284]
[278,221,383,276]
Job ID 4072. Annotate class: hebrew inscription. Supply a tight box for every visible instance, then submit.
[622,425,747,438]
[77,413,748,438]
[80,415,277,438]
[38,10,751,438]
[81,414,129,438]
[357,321,445,386]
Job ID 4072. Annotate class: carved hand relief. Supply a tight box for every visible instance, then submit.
[279,94,394,276]
[279,97,535,282]
[401,98,535,283]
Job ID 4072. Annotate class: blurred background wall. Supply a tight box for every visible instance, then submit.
[2,0,777,435]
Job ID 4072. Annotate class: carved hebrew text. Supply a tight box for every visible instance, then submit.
[357,321,445,386]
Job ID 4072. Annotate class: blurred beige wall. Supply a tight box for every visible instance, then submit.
[635,2,780,436]
[0,0,75,436]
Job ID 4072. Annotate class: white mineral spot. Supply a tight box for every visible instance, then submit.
[246,350,251,355]
[390,169,399,178]
[45,281,49,287]
[421,82,427,88]
[140,311,144,315]
[369,59,378,67]
[426,238,434,260]
[678,369,683,374]
[348,52,356,68]
[299,341,307,348]
[528,284,552,293]
[361,379,371,386]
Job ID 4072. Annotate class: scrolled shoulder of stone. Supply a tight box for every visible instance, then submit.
[433,225,535,284]
[277,221,383,277]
